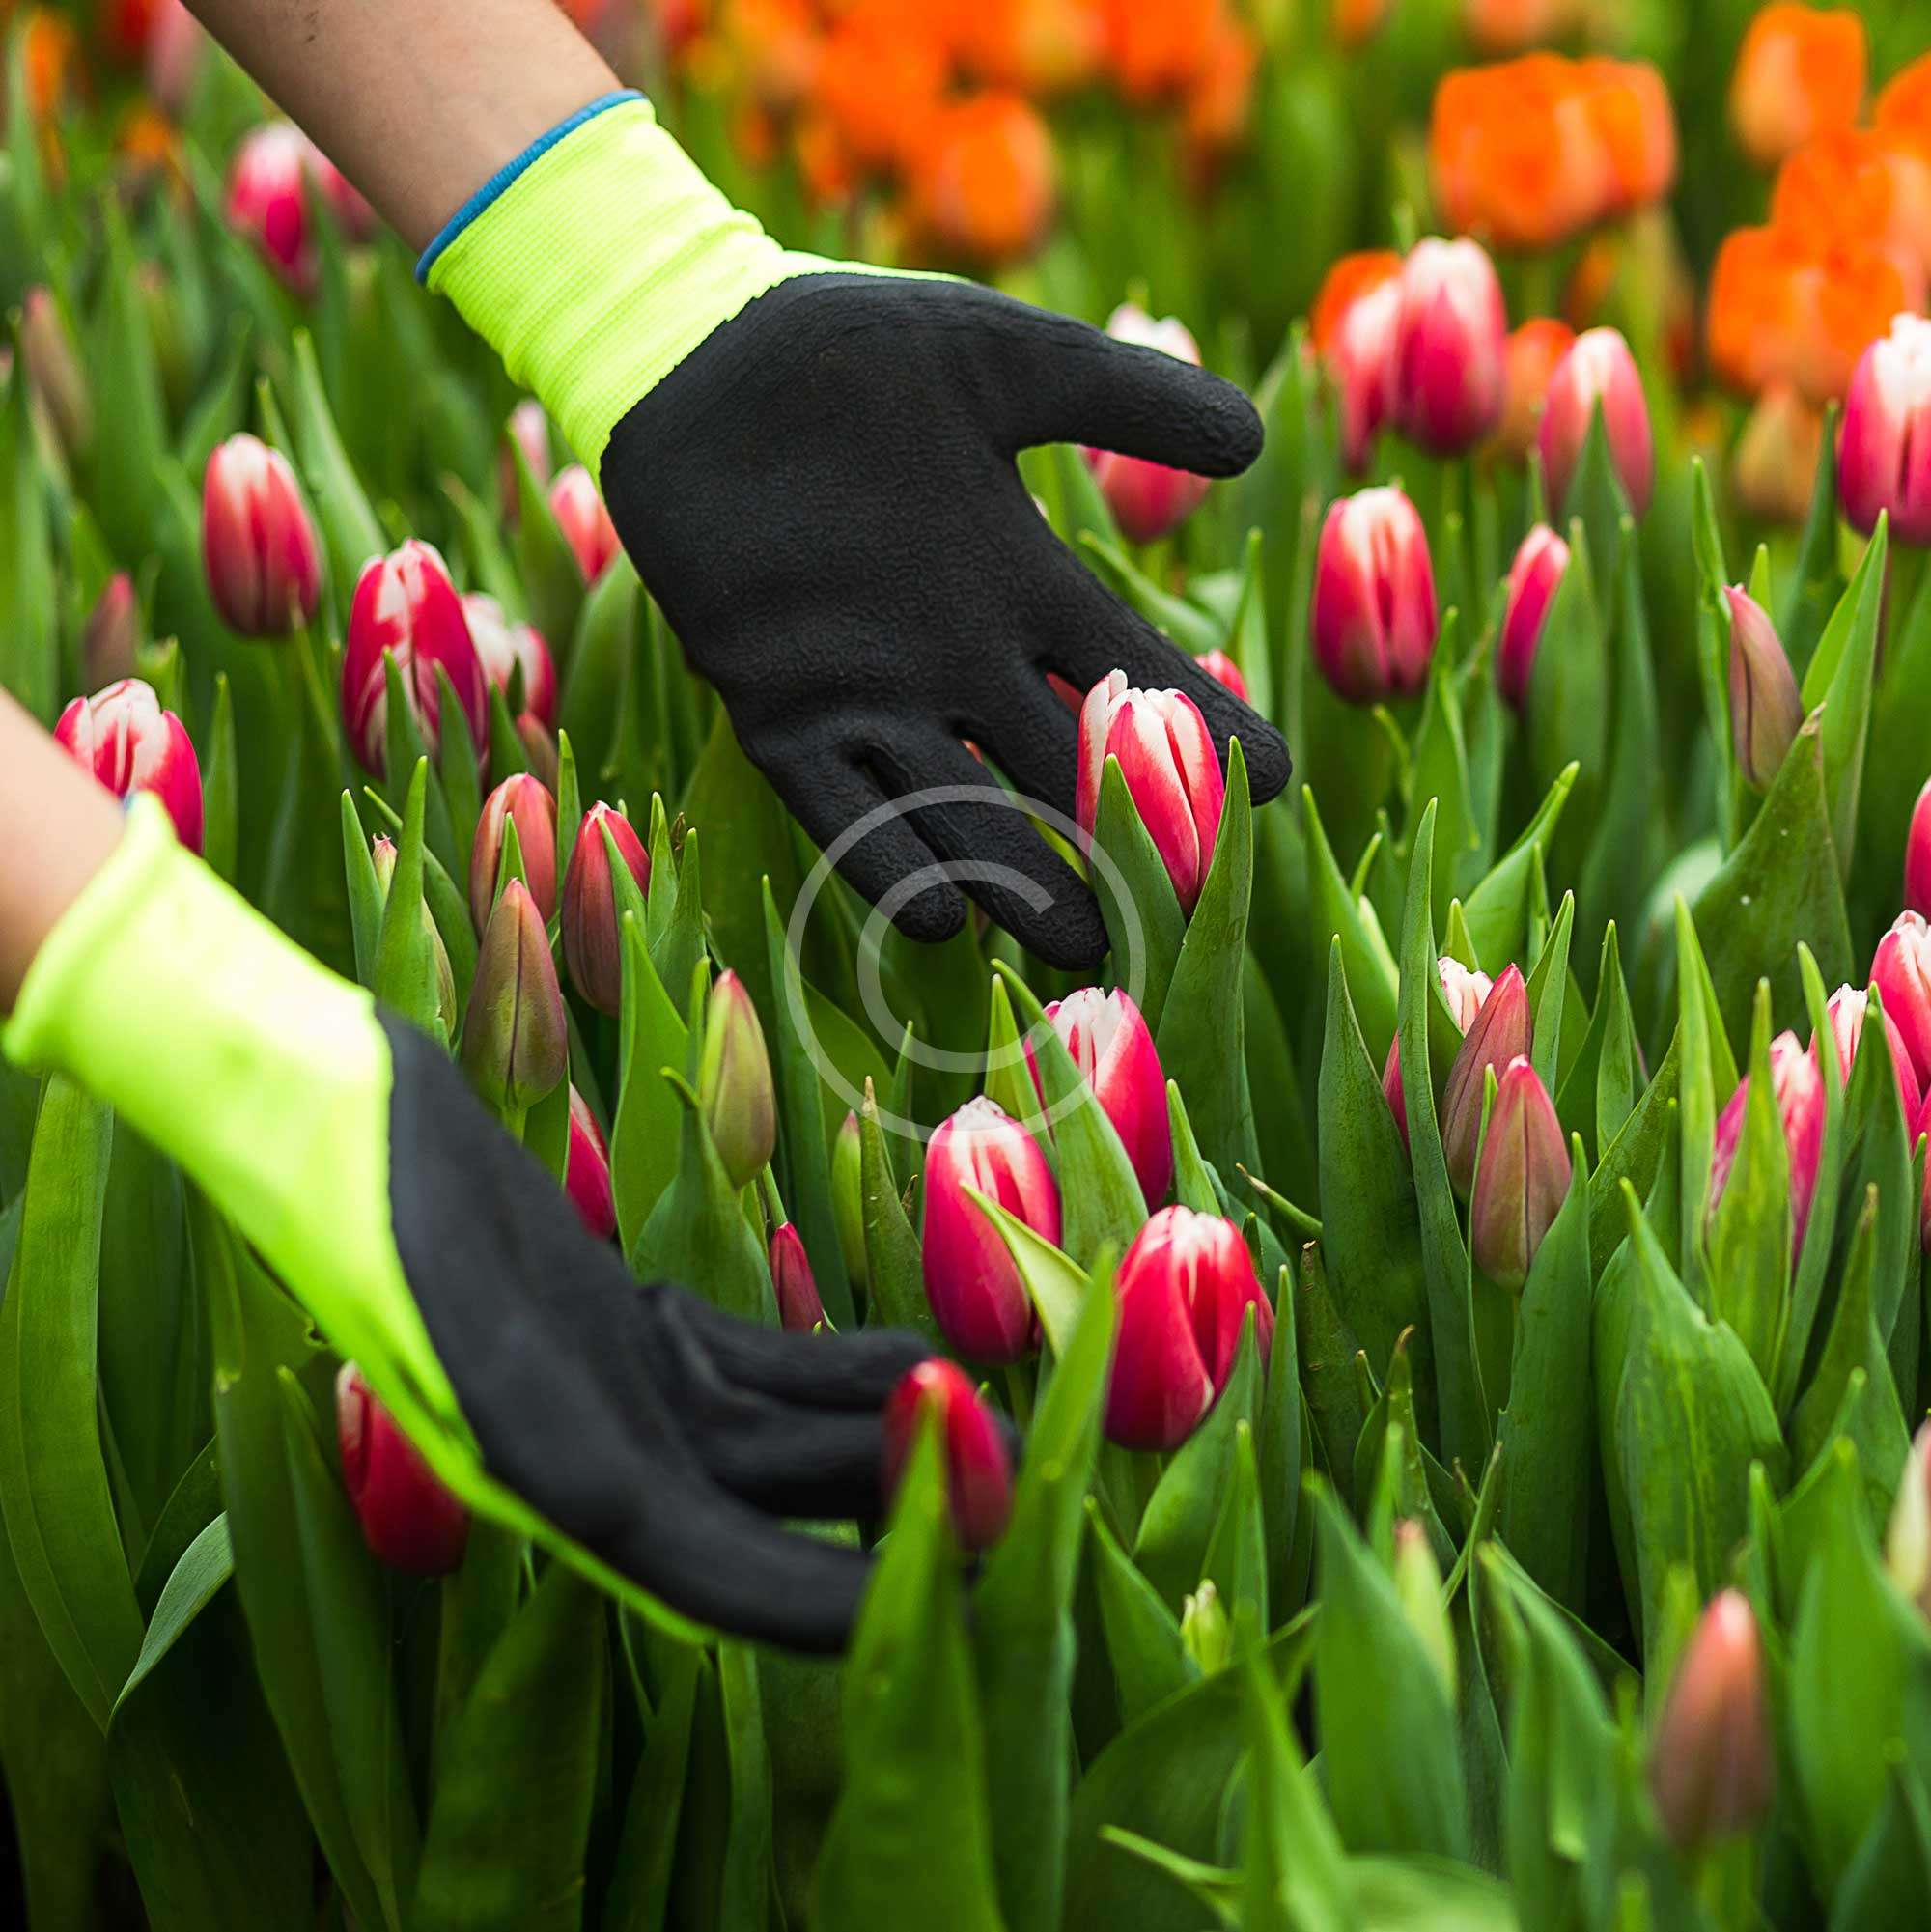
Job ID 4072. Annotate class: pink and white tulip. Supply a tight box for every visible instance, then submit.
[1392,238,1508,457]
[55,679,203,854]
[1310,487,1439,706]
[1497,523,1570,712]
[1838,312,1931,546]
[1083,304,1213,542]
[1709,1031,1826,1263]
[1539,326,1655,518]
[201,433,322,638]
[1026,986,1173,1205]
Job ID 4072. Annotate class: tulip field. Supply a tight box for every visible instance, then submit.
[14,0,1931,1927]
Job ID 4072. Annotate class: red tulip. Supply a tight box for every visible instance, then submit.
[1383,955,1494,1151]
[1310,487,1439,706]
[1106,1205,1273,1451]
[560,801,651,1014]
[1648,1590,1774,1851]
[1440,963,1532,1194]
[1873,910,1931,1089]
[1838,312,1931,546]
[54,679,203,854]
[470,772,558,932]
[1326,271,1401,474]
[548,464,621,583]
[1194,648,1247,701]
[1497,523,1570,712]
[1911,778,1931,919]
[1725,584,1804,789]
[1392,237,1508,456]
[565,1086,615,1240]
[1026,986,1172,1206]
[201,433,322,638]
[1539,326,1655,518]
[1819,983,1922,1125]
[1083,303,1213,542]
[335,1363,469,1575]
[462,592,557,731]
[770,1222,826,1332]
[1709,1030,1826,1263]
[340,541,489,776]
[881,1358,1014,1552]
[921,1097,1060,1364]
[1076,671,1226,914]
[1469,1057,1571,1289]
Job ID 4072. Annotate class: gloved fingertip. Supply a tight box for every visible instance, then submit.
[1015,891,1110,975]
[1238,716,1293,809]
[887,880,969,947]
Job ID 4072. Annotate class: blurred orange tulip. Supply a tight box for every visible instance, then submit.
[816,3,951,173]
[1578,58,1678,217]
[1876,51,1931,158]
[1310,250,1405,355]
[22,7,78,122]
[1772,129,1931,280]
[910,92,1057,262]
[1729,5,1866,170]
[1183,14,1260,164]
[951,0,1103,94]
[1333,0,1392,50]
[1101,0,1222,101]
[721,0,821,109]
[1463,0,1577,55]
[1492,318,1575,462]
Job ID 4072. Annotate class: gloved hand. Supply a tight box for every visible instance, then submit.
[423,94,1291,970]
[3,798,931,1652]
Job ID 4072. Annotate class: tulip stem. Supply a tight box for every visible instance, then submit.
[289,621,345,775]
[1002,1364,1035,1436]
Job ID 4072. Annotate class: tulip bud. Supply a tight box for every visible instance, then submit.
[1539,326,1655,519]
[335,1363,469,1575]
[1909,779,1931,919]
[1838,313,1931,546]
[770,1222,826,1332]
[82,574,139,689]
[1179,1579,1233,1674]
[880,1358,1014,1553]
[1440,964,1531,1194]
[1327,272,1401,474]
[1075,671,1226,915]
[1194,648,1247,701]
[563,1086,616,1240]
[462,593,557,732]
[1725,585,1804,790]
[1469,1056,1572,1290]
[201,433,323,638]
[1709,1031,1826,1262]
[224,123,320,295]
[1025,986,1172,1206]
[1734,383,1824,527]
[1310,487,1439,706]
[19,286,91,456]
[371,835,459,1041]
[1106,1205,1273,1451]
[548,464,621,583]
[1493,318,1575,464]
[54,679,203,854]
[502,398,552,516]
[698,971,777,1189]
[1888,1420,1931,1616]
[832,1110,869,1293]
[921,1097,1059,1363]
[1872,911,1931,1090]
[1392,1518,1456,1696]
[1083,304,1212,544]
[559,801,651,1015]
[1392,237,1509,456]
[1648,1590,1774,1851]
[517,716,560,792]
[461,879,568,1117]
[340,541,489,776]
[1730,4,1867,170]
[1383,955,1494,1151]
[145,0,205,117]
[470,772,558,932]
[1497,523,1571,713]
[1820,984,1922,1125]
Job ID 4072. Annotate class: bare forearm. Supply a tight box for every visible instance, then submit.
[186,1,619,250]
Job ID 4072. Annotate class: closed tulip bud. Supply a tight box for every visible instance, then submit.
[565,1086,615,1240]
[1327,273,1401,474]
[1497,524,1571,713]
[517,716,560,791]
[1734,383,1824,527]
[1469,1057,1571,1290]
[1194,648,1247,701]
[341,541,489,776]
[1539,327,1654,519]
[1887,1420,1931,1615]
[1649,1590,1774,1851]
[1179,1580,1232,1674]
[1838,314,1931,546]
[1107,1205,1273,1451]
[698,971,777,1189]
[461,879,568,1116]
[881,1358,1014,1553]
[1075,671,1226,915]
[503,399,552,515]
[1310,487,1439,706]
[560,801,650,1015]
[832,1110,869,1292]
[82,574,139,688]
[335,1363,469,1575]
[921,1098,1059,1362]
[1710,1031,1826,1262]
[1872,911,1931,1090]
[548,464,621,583]
[1383,955,1493,1151]
[1909,779,1931,918]
[370,836,459,1041]
[1392,1519,1456,1695]
[1493,317,1575,464]
[1440,964,1531,1194]
[1083,303,1214,542]
[224,122,320,295]
[470,772,558,932]
[1393,237,1508,456]
[19,286,90,456]
[462,593,557,731]
[770,1222,826,1332]
[1820,983,1922,1125]
[201,434,322,638]
[55,679,203,854]
[1026,986,1172,1205]
[1725,585,1804,789]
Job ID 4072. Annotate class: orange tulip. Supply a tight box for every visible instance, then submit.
[909,92,1057,263]
[1876,51,1931,159]
[721,0,821,109]
[22,8,78,123]
[1183,14,1260,164]
[951,0,1103,94]
[1577,58,1678,218]
[1463,0,1577,55]
[1772,129,1931,281]
[1729,5,1866,170]
[815,3,949,172]
[1101,0,1222,101]
[1310,250,1405,357]
[1492,318,1575,462]
[1332,0,1391,49]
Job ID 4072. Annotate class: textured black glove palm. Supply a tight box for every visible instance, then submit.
[599,275,1291,969]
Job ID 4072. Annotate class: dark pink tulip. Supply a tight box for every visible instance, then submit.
[560,801,651,1015]
[1709,1031,1825,1263]
[920,1097,1060,1365]
[1838,313,1931,546]
[1076,671,1225,914]
[55,679,203,854]
[1469,1056,1571,1290]
[1539,326,1654,518]
[1083,304,1213,543]
[335,1362,469,1575]
[471,772,559,932]
[1194,648,1248,701]
[1393,237,1508,456]
[1383,955,1494,1151]
[1497,523,1570,712]
[1725,585,1804,789]
[201,433,322,638]
[462,592,557,732]
[340,541,489,776]
[1873,911,1931,1090]
[1909,779,1931,919]
[770,1222,827,1332]
[881,1358,1014,1552]
[1328,273,1401,474]
[1648,1590,1774,1852]
[224,123,319,294]
[1106,1205,1273,1452]
[1310,487,1439,706]
[1026,987,1172,1206]
[565,1087,616,1241]
[548,465,621,584]
[1818,984,1921,1125]
[1440,963,1532,1194]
